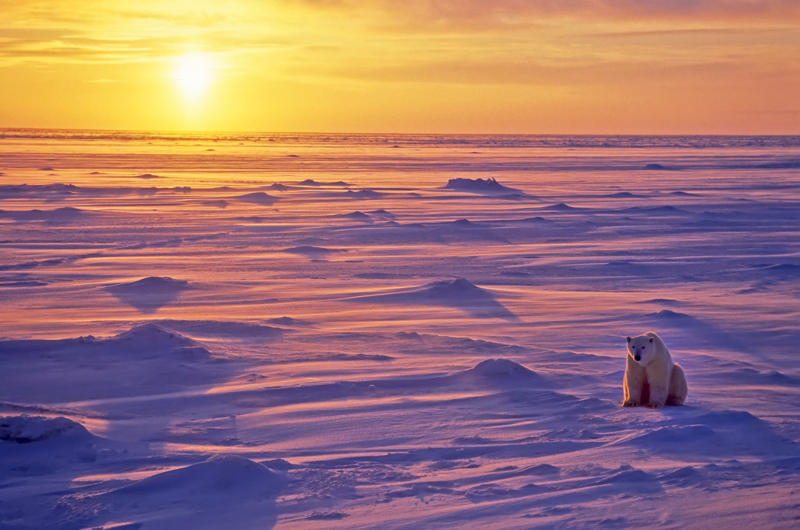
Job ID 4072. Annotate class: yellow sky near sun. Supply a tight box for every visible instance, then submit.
[0,0,799,133]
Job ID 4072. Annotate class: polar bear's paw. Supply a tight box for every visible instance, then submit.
[622,399,640,407]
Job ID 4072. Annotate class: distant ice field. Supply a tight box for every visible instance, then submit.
[1,131,798,529]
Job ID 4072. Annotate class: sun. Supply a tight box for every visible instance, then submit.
[172,53,213,102]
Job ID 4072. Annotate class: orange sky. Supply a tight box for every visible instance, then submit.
[1,0,798,133]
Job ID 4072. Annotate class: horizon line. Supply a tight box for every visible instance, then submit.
[1,126,798,137]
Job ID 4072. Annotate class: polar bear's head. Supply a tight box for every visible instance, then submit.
[626,334,656,366]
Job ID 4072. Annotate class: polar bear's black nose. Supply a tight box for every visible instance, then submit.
[634,355,641,361]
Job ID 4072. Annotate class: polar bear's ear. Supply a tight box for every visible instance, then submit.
[626,336,631,343]
[649,337,654,343]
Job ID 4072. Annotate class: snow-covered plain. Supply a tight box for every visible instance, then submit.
[1,131,799,528]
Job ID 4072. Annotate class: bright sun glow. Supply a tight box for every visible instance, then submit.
[173,53,213,102]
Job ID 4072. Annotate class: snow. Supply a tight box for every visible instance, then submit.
[443,177,524,197]
[106,277,190,313]
[348,278,518,320]
[234,191,279,205]
[117,454,285,496]
[0,132,799,528]
[0,416,93,444]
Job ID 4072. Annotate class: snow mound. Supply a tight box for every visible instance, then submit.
[443,359,552,390]
[112,322,200,348]
[283,245,346,258]
[106,277,189,313]
[0,207,87,223]
[647,309,742,347]
[96,323,212,360]
[234,192,278,205]
[0,415,92,444]
[542,202,578,211]
[462,359,539,380]
[422,278,485,298]
[627,425,716,445]
[443,177,520,195]
[200,199,228,208]
[155,320,284,339]
[602,468,659,484]
[369,208,396,219]
[115,455,286,499]
[0,324,221,401]
[110,276,188,292]
[651,309,691,320]
[623,205,685,214]
[134,173,162,179]
[267,316,312,326]
[720,367,799,386]
[0,416,104,475]
[336,211,372,221]
[643,163,669,170]
[50,206,83,217]
[297,179,350,186]
[349,278,517,319]
[623,410,796,456]
[345,189,383,199]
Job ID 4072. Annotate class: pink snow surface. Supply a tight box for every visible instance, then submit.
[1,132,799,528]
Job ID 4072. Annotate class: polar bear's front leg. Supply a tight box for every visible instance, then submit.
[645,360,670,408]
[622,355,645,406]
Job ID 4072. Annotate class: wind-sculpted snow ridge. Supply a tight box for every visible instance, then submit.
[0,322,207,360]
[109,322,207,354]
[113,455,287,498]
[233,191,278,205]
[105,276,190,313]
[619,409,798,457]
[0,324,224,401]
[0,323,210,360]
[446,359,550,388]
[0,207,88,224]
[0,415,93,444]
[443,177,523,196]
[332,218,509,244]
[282,245,347,259]
[57,455,286,529]
[153,319,284,339]
[0,416,109,482]
[335,210,373,221]
[345,188,384,199]
[347,278,518,320]
[369,208,396,219]
[296,178,351,186]
[646,309,745,351]
[621,205,687,215]
[266,316,312,326]
[540,202,582,211]
[0,183,192,198]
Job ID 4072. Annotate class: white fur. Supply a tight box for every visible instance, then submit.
[622,331,687,408]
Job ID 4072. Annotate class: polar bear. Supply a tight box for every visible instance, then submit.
[622,332,687,408]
